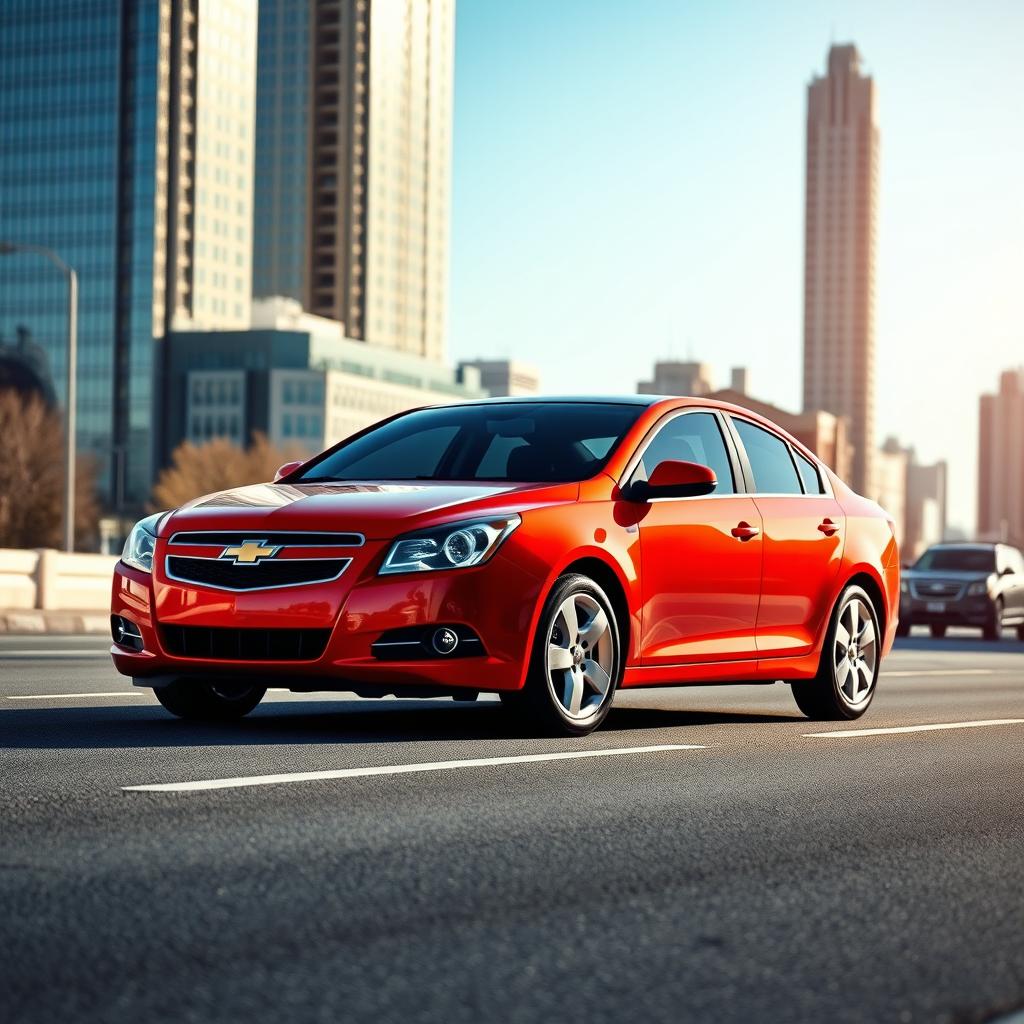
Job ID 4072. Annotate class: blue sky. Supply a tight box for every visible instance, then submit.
[449,0,1024,531]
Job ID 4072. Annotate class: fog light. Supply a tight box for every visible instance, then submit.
[111,615,144,653]
[431,627,460,655]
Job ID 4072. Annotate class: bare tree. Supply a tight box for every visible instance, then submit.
[0,389,98,549]
[152,433,306,510]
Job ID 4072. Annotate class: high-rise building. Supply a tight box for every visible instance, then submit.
[458,360,541,397]
[253,0,455,363]
[0,0,258,510]
[978,369,1024,546]
[802,44,879,497]
[637,361,715,397]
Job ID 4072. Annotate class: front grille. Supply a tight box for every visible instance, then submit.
[161,625,331,661]
[165,556,350,591]
[168,531,363,547]
[910,580,964,600]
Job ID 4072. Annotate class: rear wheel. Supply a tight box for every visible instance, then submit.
[982,600,1003,641]
[792,585,880,721]
[512,573,622,736]
[153,679,266,721]
[930,624,947,639]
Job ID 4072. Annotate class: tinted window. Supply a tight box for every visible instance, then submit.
[634,412,736,495]
[795,450,826,495]
[733,419,802,494]
[299,403,644,483]
[913,547,997,573]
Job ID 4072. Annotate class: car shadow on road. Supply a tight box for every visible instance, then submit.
[0,696,805,750]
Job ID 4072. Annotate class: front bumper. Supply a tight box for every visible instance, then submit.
[110,546,544,694]
[898,595,994,627]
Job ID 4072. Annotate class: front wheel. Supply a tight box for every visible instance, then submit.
[515,573,623,736]
[792,585,880,721]
[153,679,266,721]
[930,624,947,639]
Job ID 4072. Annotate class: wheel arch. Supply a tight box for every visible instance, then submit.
[844,569,888,639]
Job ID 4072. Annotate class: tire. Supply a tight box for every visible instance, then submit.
[515,573,623,736]
[930,624,947,639]
[153,679,266,721]
[982,600,1002,641]
[895,616,911,638]
[1018,623,1024,643]
[791,585,880,721]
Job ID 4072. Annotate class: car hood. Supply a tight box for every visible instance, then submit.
[159,480,579,540]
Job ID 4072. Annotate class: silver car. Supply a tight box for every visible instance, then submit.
[898,543,1024,640]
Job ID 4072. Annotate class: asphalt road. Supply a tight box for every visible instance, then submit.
[2,631,1023,1024]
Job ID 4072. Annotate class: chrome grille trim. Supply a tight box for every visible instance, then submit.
[910,580,965,601]
[168,530,365,547]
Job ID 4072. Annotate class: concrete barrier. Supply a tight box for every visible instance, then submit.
[0,548,118,612]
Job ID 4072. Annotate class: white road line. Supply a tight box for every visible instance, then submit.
[805,719,1024,739]
[883,669,995,677]
[123,743,707,793]
[4,692,149,700]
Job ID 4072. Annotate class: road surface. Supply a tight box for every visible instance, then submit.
[2,631,1023,1023]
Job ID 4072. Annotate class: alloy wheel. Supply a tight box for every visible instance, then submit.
[832,596,878,708]
[546,592,615,721]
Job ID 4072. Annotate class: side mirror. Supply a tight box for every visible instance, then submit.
[274,460,304,483]
[625,460,717,501]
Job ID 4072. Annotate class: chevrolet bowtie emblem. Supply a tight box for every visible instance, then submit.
[220,540,281,565]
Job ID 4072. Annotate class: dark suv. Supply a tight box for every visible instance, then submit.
[897,543,1024,640]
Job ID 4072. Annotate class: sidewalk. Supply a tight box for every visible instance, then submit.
[0,610,110,635]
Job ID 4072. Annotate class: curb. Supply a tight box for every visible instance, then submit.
[0,610,110,635]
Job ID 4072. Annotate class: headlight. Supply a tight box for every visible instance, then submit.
[121,513,164,573]
[900,580,909,594]
[967,580,990,597]
[379,515,520,575]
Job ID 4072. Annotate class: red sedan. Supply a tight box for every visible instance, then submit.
[111,397,900,735]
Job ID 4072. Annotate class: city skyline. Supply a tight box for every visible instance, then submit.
[450,0,1024,533]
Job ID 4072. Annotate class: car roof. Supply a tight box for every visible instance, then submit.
[453,395,664,407]
[925,543,999,551]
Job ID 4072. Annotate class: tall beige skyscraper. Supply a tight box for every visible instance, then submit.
[256,0,454,363]
[978,369,1024,546]
[802,44,879,496]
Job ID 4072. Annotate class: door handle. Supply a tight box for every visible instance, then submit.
[817,518,840,537]
[731,521,760,541]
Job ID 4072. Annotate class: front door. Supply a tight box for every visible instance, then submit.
[631,411,762,665]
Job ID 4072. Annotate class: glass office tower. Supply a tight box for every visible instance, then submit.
[253,0,313,307]
[0,0,257,512]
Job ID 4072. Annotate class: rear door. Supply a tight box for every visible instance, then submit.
[628,410,762,665]
[727,416,845,659]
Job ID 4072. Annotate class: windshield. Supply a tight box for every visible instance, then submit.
[913,547,996,573]
[296,403,645,483]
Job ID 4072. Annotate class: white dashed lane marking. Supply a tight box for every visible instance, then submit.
[123,744,708,793]
[806,719,1024,739]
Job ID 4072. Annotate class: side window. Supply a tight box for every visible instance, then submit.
[733,419,802,495]
[794,450,826,495]
[634,412,736,495]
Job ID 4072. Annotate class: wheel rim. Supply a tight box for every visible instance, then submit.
[833,597,877,708]
[546,592,615,721]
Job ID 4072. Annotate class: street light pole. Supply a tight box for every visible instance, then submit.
[0,241,78,552]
